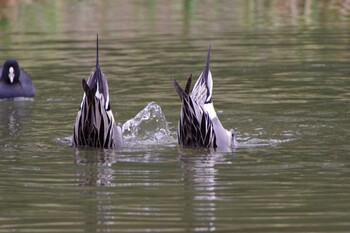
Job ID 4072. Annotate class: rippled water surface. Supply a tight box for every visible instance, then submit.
[0,1,350,232]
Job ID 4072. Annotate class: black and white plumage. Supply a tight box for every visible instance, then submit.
[173,46,237,150]
[72,35,123,148]
[0,60,35,98]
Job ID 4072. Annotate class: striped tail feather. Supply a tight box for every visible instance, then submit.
[173,77,216,148]
[72,35,123,149]
[73,92,117,148]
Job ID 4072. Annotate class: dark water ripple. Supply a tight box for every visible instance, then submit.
[1,1,350,232]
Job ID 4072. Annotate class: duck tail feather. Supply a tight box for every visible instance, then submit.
[96,34,99,69]
[172,78,187,101]
[184,74,192,95]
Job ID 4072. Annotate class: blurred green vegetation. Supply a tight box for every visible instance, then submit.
[0,0,349,35]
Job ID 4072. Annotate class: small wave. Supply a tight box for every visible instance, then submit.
[0,97,35,102]
[59,103,296,150]
[56,136,72,145]
[237,137,294,148]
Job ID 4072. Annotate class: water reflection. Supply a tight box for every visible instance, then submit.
[1,0,350,37]
[0,99,34,149]
[0,0,349,232]
[74,149,117,186]
[178,150,233,232]
[74,148,118,231]
[76,177,115,231]
[73,186,115,232]
[73,146,174,232]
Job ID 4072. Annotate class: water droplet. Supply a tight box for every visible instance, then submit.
[122,102,170,143]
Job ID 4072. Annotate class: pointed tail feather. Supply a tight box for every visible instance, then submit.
[172,79,185,101]
[96,34,99,69]
[173,75,192,101]
[203,45,211,83]
[185,74,192,94]
[95,34,102,82]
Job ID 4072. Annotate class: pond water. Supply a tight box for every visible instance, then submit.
[0,0,350,232]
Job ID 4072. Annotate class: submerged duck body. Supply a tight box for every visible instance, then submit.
[173,46,237,150]
[0,60,36,98]
[72,35,123,148]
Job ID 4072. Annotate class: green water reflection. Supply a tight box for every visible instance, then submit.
[0,0,349,232]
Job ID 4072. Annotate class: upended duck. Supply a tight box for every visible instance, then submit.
[172,46,237,150]
[72,35,123,148]
[0,60,36,98]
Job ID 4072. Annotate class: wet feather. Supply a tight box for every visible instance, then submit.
[173,46,236,150]
[72,35,123,149]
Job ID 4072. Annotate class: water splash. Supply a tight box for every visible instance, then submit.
[122,102,170,144]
